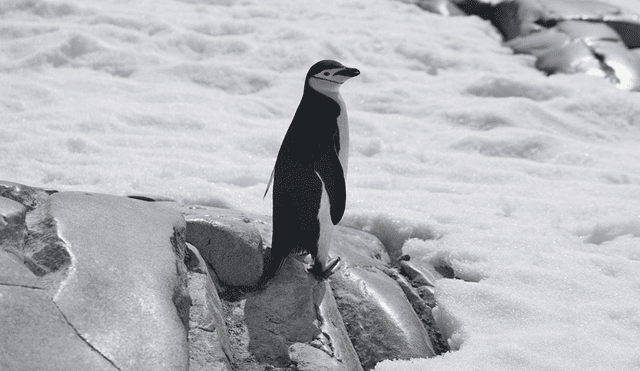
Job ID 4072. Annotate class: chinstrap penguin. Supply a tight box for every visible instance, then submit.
[260,60,360,286]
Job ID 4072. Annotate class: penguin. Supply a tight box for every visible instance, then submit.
[260,60,360,286]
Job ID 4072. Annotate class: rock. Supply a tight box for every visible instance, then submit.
[330,265,436,370]
[0,285,118,371]
[0,196,27,255]
[245,257,362,370]
[245,257,322,366]
[289,343,342,371]
[589,40,640,90]
[604,16,640,48]
[0,249,42,288]
[43,192,190,371]
[186,215,264,288]
[20,201,72,283]
[314,280,364,371]
[413,0,465,16]
[186,243,234,371]
[331,226,391,268]
[507,28,571,57]
[455,0,640,90]
[0,180,52,211]
[385,269,450,355]
[163,203,268,288]
[398,259,438,287]
[164,203,272,249]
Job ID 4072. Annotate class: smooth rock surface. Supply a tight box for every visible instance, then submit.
[0,285,117,371]
[331,265,436,370]
[47,192,190,371]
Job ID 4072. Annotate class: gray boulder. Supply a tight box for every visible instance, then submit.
[331,265,436,370]
[244,256,363,370]
[163,203,269,290]
[1,188,191,371]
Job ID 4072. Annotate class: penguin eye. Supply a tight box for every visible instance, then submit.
[323,72,330,76]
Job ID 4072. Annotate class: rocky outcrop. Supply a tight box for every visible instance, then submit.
[1,180,447,371]
[245,256,363,370]
[1,182,190,371]
[415,0,640,91]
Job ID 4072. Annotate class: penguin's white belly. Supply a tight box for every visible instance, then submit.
[336,96,349,176]
[315,172,334,266]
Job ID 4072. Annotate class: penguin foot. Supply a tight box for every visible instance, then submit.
[308,256,341,280]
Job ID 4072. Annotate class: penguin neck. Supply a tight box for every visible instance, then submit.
[307,77,343,100]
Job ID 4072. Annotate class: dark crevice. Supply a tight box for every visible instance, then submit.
[0,282,45,290]
[51,300,123,371]
[171,226,191,333]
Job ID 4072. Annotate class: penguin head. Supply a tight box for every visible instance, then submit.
[306,60,360,94]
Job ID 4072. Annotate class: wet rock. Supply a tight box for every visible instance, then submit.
[0,285,118,371]
[45,192,190,371]
[399,259,438,287]
[186,243,234,371]
[0,196,27,255]
[330,265,436,370]
[385,268,450,355]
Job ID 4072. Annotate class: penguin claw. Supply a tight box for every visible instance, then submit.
[308,256,341,280]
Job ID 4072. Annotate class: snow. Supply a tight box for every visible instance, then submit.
[2,0,640,370]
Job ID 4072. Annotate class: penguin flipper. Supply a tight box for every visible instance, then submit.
[314,152,346,225]
[263,167,275,199]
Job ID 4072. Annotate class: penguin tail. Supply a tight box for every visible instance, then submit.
[255,247,287,289]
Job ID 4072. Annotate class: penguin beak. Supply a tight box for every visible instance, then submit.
[335,67,360,78]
